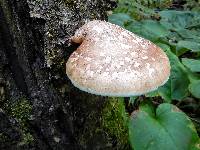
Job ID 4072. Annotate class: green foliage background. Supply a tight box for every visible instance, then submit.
[109,0,200,149]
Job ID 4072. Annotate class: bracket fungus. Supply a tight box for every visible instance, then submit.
[66,20,170,97]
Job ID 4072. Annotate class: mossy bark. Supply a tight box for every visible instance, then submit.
[0,0,129,149]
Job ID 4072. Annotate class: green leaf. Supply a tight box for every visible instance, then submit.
[182,58,200,72]
[141,20,169,38]
[145,90,159,97]
[157,43,190,101]
[129,103,200,150]
[125,21,155,41]
[159,20,174,30]
[189,80,200,98]
[175,29,200,40]
[159,10,200,29]
[124,20,142,34]
[125,20,169,42]
[177,41,200,52]
[158,80,171,103]
[170,59,190,100]
[108,13,131,27]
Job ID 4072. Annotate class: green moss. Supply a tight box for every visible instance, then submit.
[100,97,129,149]
[0,0,13,26]
[0,133,9,142]
[10,98,32,124]
[18,132,34,146]
[2,97,34,145]
[69,92,130,149]
[10,98,34,145]
[64,0,76,8]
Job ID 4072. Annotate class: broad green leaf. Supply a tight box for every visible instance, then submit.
[176,47,190,56]
[125,21,158,41]
[108,13,131,27]
[159,19,174,30]
[141,20,169,38]
[175,29,200,40]
[129,103,200,150]
[125,20,142,34]
[168,58,190,99]
[158,80,171,103]
[157,43,190,101]
[177,41,200,52]
[159,10,200,29]
[186,15,200,29]
[182,58,200,72]
[126,20,168,42]
[145,90,159,97]
[189,80,200,99]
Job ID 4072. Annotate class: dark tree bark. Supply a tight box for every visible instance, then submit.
[0,0,120,150]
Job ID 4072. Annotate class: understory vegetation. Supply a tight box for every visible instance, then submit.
[108,0,200,149]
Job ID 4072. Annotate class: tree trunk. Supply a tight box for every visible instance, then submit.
[0,0,130,150]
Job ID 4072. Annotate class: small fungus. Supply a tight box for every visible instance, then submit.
[66,20,170,97]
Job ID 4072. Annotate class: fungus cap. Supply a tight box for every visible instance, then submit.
[66,20,170,97]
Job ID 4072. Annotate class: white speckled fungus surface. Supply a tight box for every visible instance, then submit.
[66,20,170,97]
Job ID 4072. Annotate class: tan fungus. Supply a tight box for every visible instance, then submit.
[66,20,170,97]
